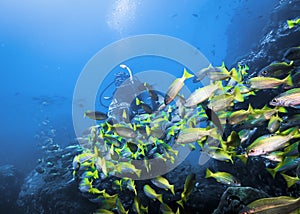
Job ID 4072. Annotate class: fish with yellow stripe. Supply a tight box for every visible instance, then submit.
[164,68,194,105]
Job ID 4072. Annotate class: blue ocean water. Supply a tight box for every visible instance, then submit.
[0,0,279,183]
[0,0,276,170]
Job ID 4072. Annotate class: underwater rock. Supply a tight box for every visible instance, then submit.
[0,164,24,213]
[227,0,300,71]
[213,186,269,214]
[17,144,98,214]
[161,162,226,214]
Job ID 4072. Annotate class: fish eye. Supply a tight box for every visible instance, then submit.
[75,162,80,171]
[272,98,278,103]
[249,149,255,153]
[261,70,267,75]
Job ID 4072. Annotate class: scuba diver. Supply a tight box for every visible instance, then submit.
[99,64,163,123]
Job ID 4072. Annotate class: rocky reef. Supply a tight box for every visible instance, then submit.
[16,145,98,214]
[226,0,300,72]
[0,165,24,213]
[1,1,300,214]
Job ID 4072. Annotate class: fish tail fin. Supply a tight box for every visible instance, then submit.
[93,170,99,179]
[209,128,220,139]
[182,68,194,80]
[136,97,141,105]
[230,67,240,82]
[216,80,224,89]
[281,173,298,188]
[176,199,184,208]
[141,205,148,213]
[290,127,300,139]
[247,104,254,114]
[205,168,213,178]
[106,122,112,132]
[285,74,293,86]
[229,156,234,164]
[157,194,163,204]
[247,91,256,96]
[266,168,276,179]
[170,185,175,195]
[287,20,295,28]
[135,169,142,178]
[83,111,87,117]
[145,125,151,136]
[229,67,239,82]
[233,87,244,102]
[94,146,99,157]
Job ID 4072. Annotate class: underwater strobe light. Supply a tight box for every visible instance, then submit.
[72,34,214,180]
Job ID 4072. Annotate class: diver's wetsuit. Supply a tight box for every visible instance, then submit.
[108,75,145,123]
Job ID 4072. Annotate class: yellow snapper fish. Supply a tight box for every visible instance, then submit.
[115,162,142,177]
[261,151,285,162]
[258,61,294,78]
[193,64,218,82]
[184,81,223,107]
[239,196,300,214]
[178,173,196,206]
[84,110,108,121]
[135,97,153,114]
[206,62,232,81]
[175,127,218,144]
[281,173,300,188]
[143,184,163,203]
[205,168,240,186]
[207,145,235,163]
[89,193,118,208]
[266,156,300,178]
[110,124,138,139]
[125,178,137,195]
[238,127,257,144]
[267,114,282,133]
[82,170,99,180]
[151,176,175,195]
[270,88,300,109]
[227,104,254,125]
[287,18,300,29]
[247,128,300,156]
[224,131,241,149]
[116,198,129,214]
[248,74,293,90]
[251,106,286,121]
[164,68,194,105]
[159,203,175,214]
[79,177,92,193]
[208,87,244,112]
[230,64,249,83]
[72,151,97,176]
[95,157,108,177]
[133,196,148,214]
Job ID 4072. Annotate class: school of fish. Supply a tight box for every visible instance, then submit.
[71,18,300,214]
